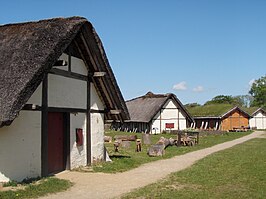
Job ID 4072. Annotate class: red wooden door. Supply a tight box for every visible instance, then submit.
[48,112,65,174]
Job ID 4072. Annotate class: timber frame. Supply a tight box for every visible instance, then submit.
[0,17,130,178]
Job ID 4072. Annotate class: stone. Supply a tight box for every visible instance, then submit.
[148,144,165,156]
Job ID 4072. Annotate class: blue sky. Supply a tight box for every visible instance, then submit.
[1,0,265,104]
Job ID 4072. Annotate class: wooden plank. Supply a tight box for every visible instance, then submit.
[93,72,106,77]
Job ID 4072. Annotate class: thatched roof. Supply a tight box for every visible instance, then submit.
[126,92,193,123]
[186,104,251,119]
[0,17,129,126]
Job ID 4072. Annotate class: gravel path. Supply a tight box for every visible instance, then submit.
[40,131,265,199]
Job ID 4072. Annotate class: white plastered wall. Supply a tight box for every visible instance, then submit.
[250,112,266,129]
[151,99,187,134]
[90,83,105,163]
[48,74,87,109]
[48,56,89,169]
[70,113,87,169]
[49,55,106,167]
[0,83,42,182]
[0,112,41,182]
[55,53,87,75]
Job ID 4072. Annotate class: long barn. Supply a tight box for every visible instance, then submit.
[113,92,193,134]
[0,17,129,182]
[187,105,251,131]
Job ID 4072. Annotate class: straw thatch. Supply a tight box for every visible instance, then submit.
[0,17,129,126]
[126,92,193,123]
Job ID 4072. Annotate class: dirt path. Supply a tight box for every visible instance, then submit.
[40,131,266,199]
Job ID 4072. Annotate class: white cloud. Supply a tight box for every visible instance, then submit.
[249,79,255,87]
[173,81,187,90]
[193,86,204,92]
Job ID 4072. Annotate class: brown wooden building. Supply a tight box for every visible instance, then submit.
[188,105,251,131]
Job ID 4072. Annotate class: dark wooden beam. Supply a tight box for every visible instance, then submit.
[41,74,48,177]
[68,47,72,72]
[90,109,106,114]
[53,60,68,66]
[49,68,88,81]
[48,107,87,113]
[86,76,91,165]
[22,104,42,111]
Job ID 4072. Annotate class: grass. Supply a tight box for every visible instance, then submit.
[186,104,234,117]
[121,138,266,199]
[92,130,252,173]
[0,177,72,199]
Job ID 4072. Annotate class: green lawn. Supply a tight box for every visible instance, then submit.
[121,138,266,199]
[0,177,72,199]
[92,131,252,173]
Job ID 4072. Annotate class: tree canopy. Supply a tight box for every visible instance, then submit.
[249,75,266,108]
[204,95,253,107]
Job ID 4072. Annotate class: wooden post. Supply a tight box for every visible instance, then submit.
[135,139,142,152]
[177,131,181,146]
[41,74,48,177]
[86,77,91,165]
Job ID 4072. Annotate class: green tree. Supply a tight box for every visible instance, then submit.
[232,95,254,107]
[249,75,266,108]
[205,95,234,105]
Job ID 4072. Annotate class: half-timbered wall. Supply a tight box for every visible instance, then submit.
[151,99,187,134]
[0,53,107,182]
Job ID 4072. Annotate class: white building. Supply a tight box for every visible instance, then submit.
[0,17,129,182]
[249,108,266,130]
[113,92,194,134]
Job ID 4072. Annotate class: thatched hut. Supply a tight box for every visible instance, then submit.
[112,92,194,134]
[0,17,129,182]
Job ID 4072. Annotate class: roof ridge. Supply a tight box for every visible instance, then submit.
[126,91,168,103]
[0,16,87,28]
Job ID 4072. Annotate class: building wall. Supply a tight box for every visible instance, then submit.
[90,83,105,163]
[0,82,42,182]
[55,53,87,75]
[48,74,87,109]
[221,110,249,131]
[49,57,106,167]
[250,111,266,129]
[151,99,187,133]
[0,111,41,182]
[70,113,87,169]
[0,54,107,182]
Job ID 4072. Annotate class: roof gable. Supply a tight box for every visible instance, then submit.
[251,108,266,116]
[0,17,129,126]
[221,106,251,119]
